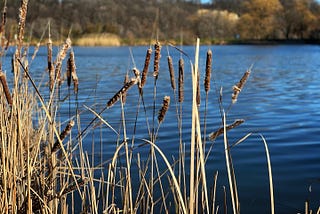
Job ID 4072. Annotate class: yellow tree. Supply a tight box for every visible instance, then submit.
[280,0,318,39]
[237,0,283,39]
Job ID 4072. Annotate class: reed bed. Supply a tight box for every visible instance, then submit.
[1,1,310,214]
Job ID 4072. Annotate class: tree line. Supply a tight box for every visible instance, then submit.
[2,0,320,44]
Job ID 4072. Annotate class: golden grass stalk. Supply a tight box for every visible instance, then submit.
[0,71,12,106]
[178,58,184,103]
[158,96,170,124]
[208,119,245,141]
[52,120,75,153]
[232,69,251,104]
[107,78,137,108]
[222,112,239,214]
[204,49,212,93]
[260,134,274,214]
[167,56,176,90]
[140,48,152,89]
[153,41,161,79]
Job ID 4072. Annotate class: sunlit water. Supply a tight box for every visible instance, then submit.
[3,45,319,213]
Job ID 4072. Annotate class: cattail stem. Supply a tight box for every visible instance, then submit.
[167,56,176,90]
[0,71,12,106]
[121,73,129,104]
[178,58,184,103]
[158,96,170,124]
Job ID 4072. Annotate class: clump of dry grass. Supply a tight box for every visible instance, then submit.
[75,33,121,46]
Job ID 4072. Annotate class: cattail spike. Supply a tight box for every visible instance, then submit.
[178,58,184,103]
[167,56,176,90]
[0,71,12,106]
[232,69,251,104]
[204,49,212,93]
[52,120,75,153]
[197,71,200,106]
[122,73,130,104]
[158,96,170,123]
[140,48,152,89]
[17,0,28,53]
[55,37,72,86]
[107,78,138,108]
[153,41,161,79]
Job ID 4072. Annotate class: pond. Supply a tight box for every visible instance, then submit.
[4,44,320,213]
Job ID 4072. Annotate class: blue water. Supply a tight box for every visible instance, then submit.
[3,44,319,213]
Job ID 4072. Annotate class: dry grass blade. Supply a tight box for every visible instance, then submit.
[107,78,137,108]
[232,69,251,104]
[209,119,244,141]
[158,96,170,124]
[0,71,12,106]
[167,56,176,90]
[52,120,75,153]
[178,58,184,103]
[260,134,274,214]
[204,49,212,93]
[84,105,119,136]
[141,139,187,214]
[222,112,238,214]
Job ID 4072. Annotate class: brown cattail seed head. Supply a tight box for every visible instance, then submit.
[0,71,12,106]
[196,71,200,106]
[232,69,251,104]
[178,58,184,103]
[107,78,138,108]
[122,73,130,104]
[141,48,152,89]
[204,49,212,93]
[153,42,161,79]
[158,96,170,123]
[167,56,176,90]
[52,120,75,153]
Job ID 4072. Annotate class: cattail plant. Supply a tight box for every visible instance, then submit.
[0,70,12,106]
[178,58,184,103]
[158,96,170,124]
[153,41,161,79]
[121,73,129,104]
[52,120,75,153]
[55,37,72,86]
[231,69,251,104]
[70,50,79,94]
[140,48,152,89]
[167,56,176,90]
[204,49,212,93]
[48,36,55,92]
[107,78,137,108]
[17,0,28,53]
[196,71,200,106]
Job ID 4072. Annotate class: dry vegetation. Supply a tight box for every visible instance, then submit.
[0,1,319,214]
